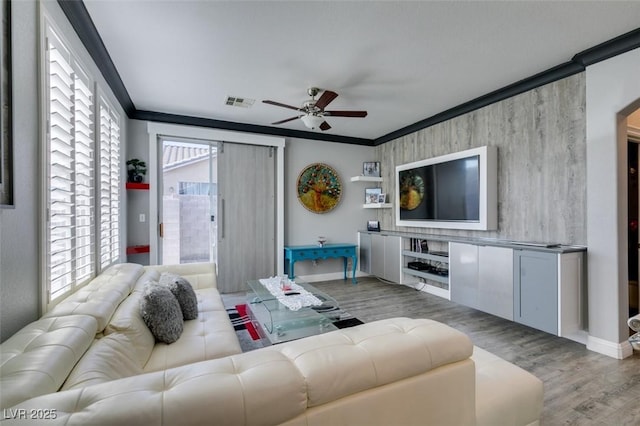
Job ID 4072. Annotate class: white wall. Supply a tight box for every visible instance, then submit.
[586,47,640,358]
[284,137,375,280]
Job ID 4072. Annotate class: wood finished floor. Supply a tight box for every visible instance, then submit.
[225,277,640,425]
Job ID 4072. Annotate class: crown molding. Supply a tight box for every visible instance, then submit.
[373,61,584,145]
[59,1,639,147]
[374,28,640,146]
[132,110,374,146]
[572,27,640,67]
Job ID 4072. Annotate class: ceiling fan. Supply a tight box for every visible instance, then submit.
[262,87,368,131]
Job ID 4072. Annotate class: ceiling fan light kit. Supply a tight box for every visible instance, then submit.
[263,87,367,131]
[300,114,325,130]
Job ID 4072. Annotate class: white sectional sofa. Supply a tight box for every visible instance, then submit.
[0,262,543,425]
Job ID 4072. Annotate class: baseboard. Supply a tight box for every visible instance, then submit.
[587,335,635,359]
[297,271,369,283]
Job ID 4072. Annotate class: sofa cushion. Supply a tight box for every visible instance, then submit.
[43,263,144,331]
[103,290,155,366]
[0,315,97,409]
[276,317,473,408]
[145,262,217,290]
[61,333,143,391]
[472,346,544,426]
[143,310,242,373]
[195,287,227,312]
[5,350,307,426]
[132,268,161,293]
[160,273,199,320]
[140,283,184,344]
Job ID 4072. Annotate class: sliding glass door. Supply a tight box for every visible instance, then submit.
[159,138,217,265]
[158,138,276,292]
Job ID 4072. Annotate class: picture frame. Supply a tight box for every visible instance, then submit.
[367,220,380,232]
[365,187,382,204]
[0,0,13,207]
[377,193,386,203]
[363,161,380,177]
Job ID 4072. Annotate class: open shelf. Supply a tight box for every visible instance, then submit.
[402,267,449,285]
[363,203,392,209]
[125,182,149,190]
[126,245,150,255]
[402,250,448,263]
[350,176,383,183]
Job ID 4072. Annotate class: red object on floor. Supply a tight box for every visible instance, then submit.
[235,304,261,341]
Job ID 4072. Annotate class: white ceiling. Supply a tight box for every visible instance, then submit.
[83,1,640,140]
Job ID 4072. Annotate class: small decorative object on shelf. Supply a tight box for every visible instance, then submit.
[377,193,386,203]
[365,187,382,204]
[363,161,381,177]
[367,220,380,232]
[126,158,147,183]
[317,236,327,247]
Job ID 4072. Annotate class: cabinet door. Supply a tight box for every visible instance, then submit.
[478,246,513,320]
[358,232,372,274]
[371,234,385,278]
[450,243,479,309]
[514,250,558,334]
[383,235,402,283]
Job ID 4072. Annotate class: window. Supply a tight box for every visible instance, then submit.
[98,99,121,269]
[44,24,121,304]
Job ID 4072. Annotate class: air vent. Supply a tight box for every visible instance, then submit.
[225,96,255,108]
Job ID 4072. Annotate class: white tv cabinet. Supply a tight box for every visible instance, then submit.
[358,230,587,343]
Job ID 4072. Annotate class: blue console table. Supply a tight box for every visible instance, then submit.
[284,244,358,284]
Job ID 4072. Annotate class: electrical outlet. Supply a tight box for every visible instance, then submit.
[139,213,146,222]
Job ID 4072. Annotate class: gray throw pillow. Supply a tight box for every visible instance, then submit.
[159,273,199,320]
[140,282,184,344]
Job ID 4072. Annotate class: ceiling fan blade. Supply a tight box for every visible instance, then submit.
[271,116,300,125]
[319,121,332,131]
[324,110,368,118]
[262,100,302,111]
[315,90,338,110]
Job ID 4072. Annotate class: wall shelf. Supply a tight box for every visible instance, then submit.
[126,182,150,262]
[402,267,449,285]
[363,203,392,209]
[401,250,448,263]
[125,182,149,190]
[350,176,383,183]
[126,245,150,255]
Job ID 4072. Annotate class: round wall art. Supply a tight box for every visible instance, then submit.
[399,172,425,210]
[297,163,342,214]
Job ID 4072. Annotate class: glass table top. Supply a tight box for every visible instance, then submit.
[246,278,344,344]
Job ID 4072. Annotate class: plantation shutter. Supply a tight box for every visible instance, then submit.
[98,99,121,269]
[73,64,95,282]
[46,28,95,301]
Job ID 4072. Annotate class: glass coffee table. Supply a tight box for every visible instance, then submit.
[246,278,347,345]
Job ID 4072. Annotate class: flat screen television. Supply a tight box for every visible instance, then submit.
[395,146,497,230]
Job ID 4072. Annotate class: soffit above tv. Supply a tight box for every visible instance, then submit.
[58,1,640,146]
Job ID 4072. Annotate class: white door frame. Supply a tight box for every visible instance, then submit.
[147,122,285,275]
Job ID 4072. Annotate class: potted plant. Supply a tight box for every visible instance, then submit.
[126,158,147,183]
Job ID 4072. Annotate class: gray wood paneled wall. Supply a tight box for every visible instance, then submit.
[375,73,586,245]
